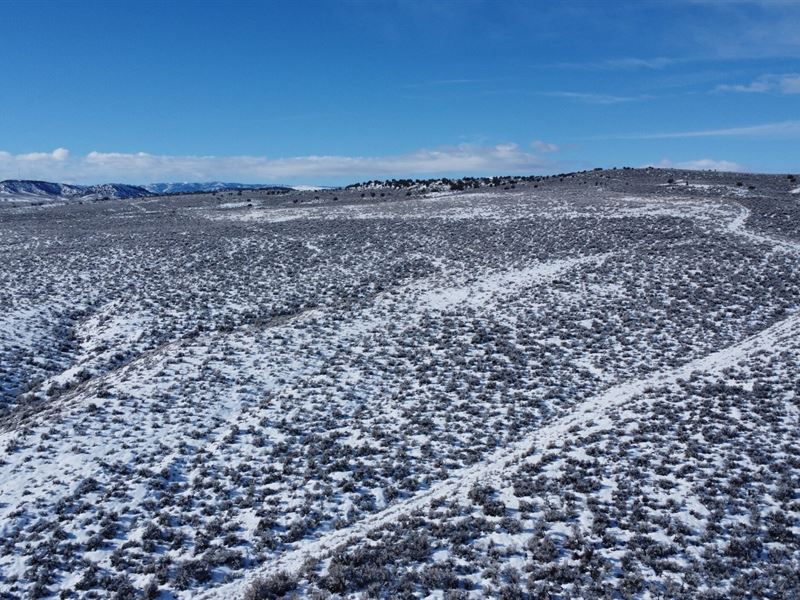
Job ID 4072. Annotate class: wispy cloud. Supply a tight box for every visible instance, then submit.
[680,0,800,9]
[715,81,771,93]
[648,158,747,172]
[531,140,560,153]
[716,73,800,93]
[0,144,559,184]
[402,78,500,89]
[538,91,652,104]
[622,120,800,139]
[681,2,800,59]
[538,57,678,70]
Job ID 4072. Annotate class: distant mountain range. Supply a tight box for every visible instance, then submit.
[0,180,151,201]
[143,182,293,194]
[0,179,331,203]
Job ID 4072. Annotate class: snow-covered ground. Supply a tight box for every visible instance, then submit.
[1,171,799,599]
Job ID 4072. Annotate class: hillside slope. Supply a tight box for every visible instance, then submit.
[0,169,798,599]
[0,179,151,202]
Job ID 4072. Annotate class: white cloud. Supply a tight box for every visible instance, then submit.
[626,120,800,139]
[0,143,558,184]
[717,73,800,94]
[776,74,800,93]
[9,148,71,163]
[650,158,747,172]
[540,91,651,104]
[604,57,675,69]
[403,78,498,89]
[546,57,677,70]
[531,140,559,153]
[716,81,772,93]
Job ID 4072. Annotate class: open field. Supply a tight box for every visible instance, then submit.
[1,168,799,599]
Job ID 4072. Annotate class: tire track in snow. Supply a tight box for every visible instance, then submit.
[727,203,800,253]
[204,310,800,599]
[204,201,800,599]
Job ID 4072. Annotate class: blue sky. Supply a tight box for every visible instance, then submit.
[1,0,798,184]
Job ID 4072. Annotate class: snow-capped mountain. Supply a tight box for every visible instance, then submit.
[144,182,292,194]
[0,179,329,202]
[0,180,151,201]
[291,184,336,191]
[80,183,152,199]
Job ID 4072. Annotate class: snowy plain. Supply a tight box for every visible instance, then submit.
[1,168,799,599]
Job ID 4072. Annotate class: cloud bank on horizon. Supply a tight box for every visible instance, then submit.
[0,143,560,185]
[0,141,767,185]
[0,140,776,184]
